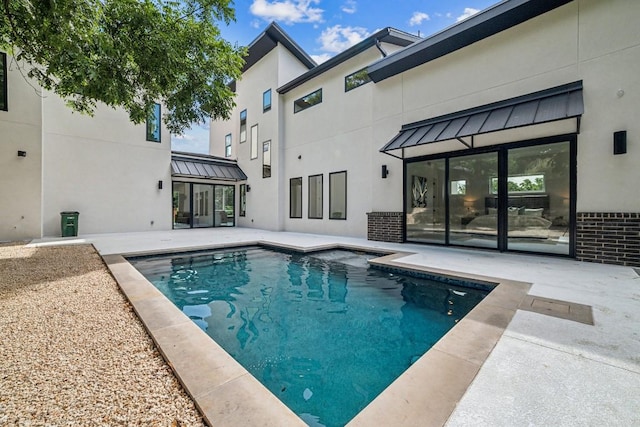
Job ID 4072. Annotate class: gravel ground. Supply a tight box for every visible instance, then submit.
[0,242,205,426]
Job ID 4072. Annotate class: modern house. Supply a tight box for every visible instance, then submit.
[0,52,246,241]
[210,0,640,267]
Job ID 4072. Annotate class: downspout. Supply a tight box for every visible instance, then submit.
[375,39,387,57]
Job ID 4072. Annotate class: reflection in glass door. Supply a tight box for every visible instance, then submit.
[507,142,570,255]
[215,185,235,226]
[448,152,498,249]
[193,184,214,228]
[405,160,446,243]
[173,183,191,229]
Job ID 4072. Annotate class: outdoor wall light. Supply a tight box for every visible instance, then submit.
[158,180,163,190]
[381,164,389,178]
[246,185,251,192]
[613,130,627,155]
[17,150,27,157]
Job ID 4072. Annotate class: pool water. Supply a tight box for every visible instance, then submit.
[130,247,488,427]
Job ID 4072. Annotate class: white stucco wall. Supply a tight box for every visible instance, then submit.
[0,55,43,241]
[41,94,172,237]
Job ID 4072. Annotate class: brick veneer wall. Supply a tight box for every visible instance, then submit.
[576,212,640,267]
[367,212,403,243]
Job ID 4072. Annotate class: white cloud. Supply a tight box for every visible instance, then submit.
[341,0,356,14]
[317,25,370,54]
[456,7,479,22]
[311,53,332,64]
[409,11,430,27]
[250,0,323,25]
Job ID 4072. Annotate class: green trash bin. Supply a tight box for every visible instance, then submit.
[60,211,80,237]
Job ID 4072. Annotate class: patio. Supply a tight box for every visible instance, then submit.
[29,228,640,425]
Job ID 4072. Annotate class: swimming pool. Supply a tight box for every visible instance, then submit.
[130,247,490,427]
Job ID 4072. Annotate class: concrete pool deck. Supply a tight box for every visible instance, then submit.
[30,228,640,426]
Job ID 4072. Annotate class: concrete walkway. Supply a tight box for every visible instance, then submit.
[30,228,640,425]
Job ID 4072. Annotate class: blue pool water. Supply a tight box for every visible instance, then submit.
[130,247,489,427]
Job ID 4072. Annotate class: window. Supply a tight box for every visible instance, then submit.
[290,177,302,218]
[250,124,258,159]
[294,88,322,113]
[225,134,232,157]
[146,103,161,142]
[490,174,546,194]
[450,180,467,195]
[263,89,272,112]
[308,174,323,219]
[239,109,247,143]
[263,140,271,178]
[329,171,347,220]
[239,184,246,217]
[0,52,7,111]
[345,68,371,92]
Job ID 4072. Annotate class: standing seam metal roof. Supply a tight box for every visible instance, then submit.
[381,81,583,153]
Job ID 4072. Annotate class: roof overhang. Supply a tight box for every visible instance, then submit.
[381,81,583,159]
[171,152,247,182]
[368,0,574,83]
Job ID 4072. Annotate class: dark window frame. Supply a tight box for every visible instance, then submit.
[239,109,247,143]
[262,140,271,178]
[308,174,323,219]
[146,103,161,142]
[239,184,246,217]
[345,67,372,92]
[290,177,303,218]
[224,133,232,157]
[329,171,347,220]
[0,52,7,111]
[263,89,272,112]
[294,88,322,113]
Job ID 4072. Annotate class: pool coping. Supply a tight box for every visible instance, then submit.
[102,240,532,427]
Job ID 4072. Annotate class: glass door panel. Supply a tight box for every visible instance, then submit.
[193,184,214,228]
[406,159,446,243]
[507,142,570,255]
[172,182,191,229]
[215,185,235,226]
[448,152,498,249]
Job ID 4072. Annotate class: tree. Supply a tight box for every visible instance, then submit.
[0,0,246,133]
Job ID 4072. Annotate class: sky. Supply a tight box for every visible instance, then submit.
[171,0,497,154]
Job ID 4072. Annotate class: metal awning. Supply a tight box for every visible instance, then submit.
[381,81,583,157]
[171,152,247,181]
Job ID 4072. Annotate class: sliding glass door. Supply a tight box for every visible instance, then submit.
[405,137,575,256]
[172,182,235,228]
[448,152,498,249]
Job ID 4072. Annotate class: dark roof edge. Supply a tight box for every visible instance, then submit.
[241,22,316,74]
[400,80,583,132]
[368,0,574,83]
[277,27,420,94]
[171,151,241,165]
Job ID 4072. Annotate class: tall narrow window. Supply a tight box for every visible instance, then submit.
[263,89,272,112]
[308,174,323,219]
[263,140,271,178]
[250,124,258,159]
[224,134,232,157]
[290,177,302,218]
[329,171,347,220]
[146,103,161,142]
[294,88,322,113]
[0,52,7,111]
[239,109,247,143]
[239,184,246,217]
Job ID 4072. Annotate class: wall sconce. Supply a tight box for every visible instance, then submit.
[381,165,389,178]
[246,185,251,192]
[613,130,627,155]
[298,155,302,160]
[17,150,27,157]
[158,180,163,190]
